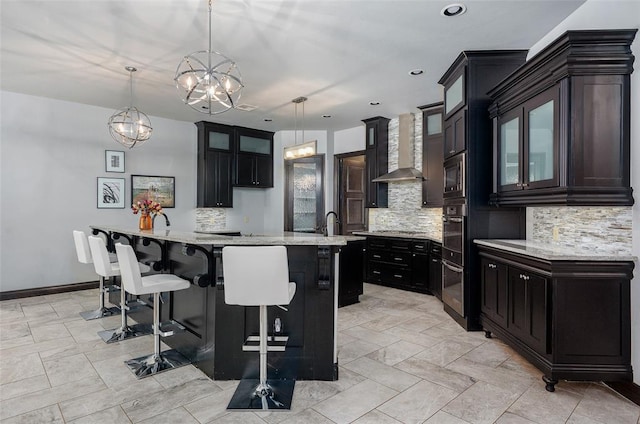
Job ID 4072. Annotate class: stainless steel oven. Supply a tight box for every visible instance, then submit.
[443,152,465,198]
[442,201,465,317]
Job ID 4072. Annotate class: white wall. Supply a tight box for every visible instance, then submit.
[0,91,197,291]
[334,126,365,155]
[528,0,640,385]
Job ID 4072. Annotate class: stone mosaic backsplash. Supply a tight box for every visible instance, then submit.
[527,206,632,255]
[368,113,443,241]
[195,208,227,232]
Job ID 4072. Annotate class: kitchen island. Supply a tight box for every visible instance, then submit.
[90,225,365,381]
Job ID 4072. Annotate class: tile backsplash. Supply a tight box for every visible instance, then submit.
[527,206,632,254]
[195,208,227,232]
[368,113,443,241]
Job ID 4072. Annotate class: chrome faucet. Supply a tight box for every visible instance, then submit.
[153,212,171,227]
[322,211,340,236]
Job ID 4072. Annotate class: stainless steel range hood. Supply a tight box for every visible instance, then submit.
[372,113,424,182]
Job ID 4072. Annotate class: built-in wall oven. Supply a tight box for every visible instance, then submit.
[442,202,465,317]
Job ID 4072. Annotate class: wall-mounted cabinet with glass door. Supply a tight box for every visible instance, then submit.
[196,121,234,208]
[234,127,274,188]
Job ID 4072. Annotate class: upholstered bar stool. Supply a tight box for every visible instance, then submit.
[115,243,191,378]
[87,236,153,343]
[73,230,120,320]
[222,245,297,410]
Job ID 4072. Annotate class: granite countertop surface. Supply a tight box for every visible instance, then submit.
[353,231,442,243]
[91,225,365,246]
[474,239,637,262]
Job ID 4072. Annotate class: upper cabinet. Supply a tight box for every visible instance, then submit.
[363,116,389,208]
[489,29,637,206]
[419,103,444,207]
[234,126,274,188]
[196,121,234,208]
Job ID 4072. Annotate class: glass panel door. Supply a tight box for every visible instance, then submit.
[285,156,324,232]
[239,135,271,154]
[500,117,520,186]
[445,74,464,115]
[527,100,554,183]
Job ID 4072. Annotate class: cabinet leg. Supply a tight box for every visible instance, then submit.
[542,376,557,392]
[484,331,492,339]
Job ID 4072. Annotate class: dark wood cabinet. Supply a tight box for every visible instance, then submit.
[234,127,274,188]
[196,121,234,208]
[363,117,389,208]
[477,243,634,392]
[419,103,444,207]
[338,240,365,307]
[443,108,466,159]
[428,241,442,299]
[489,29,637,206]
[410,241,429,293]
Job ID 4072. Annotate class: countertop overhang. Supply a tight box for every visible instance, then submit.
[353,231,442,243]
[91,226,364,246]
[474,239,637,262]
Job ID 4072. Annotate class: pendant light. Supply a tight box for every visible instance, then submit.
[174,0,243,115]
[284,96,317,160]
[107,66,153,149]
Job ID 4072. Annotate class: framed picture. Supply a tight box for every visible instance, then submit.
[97,177,125,208]
[105,150,125,173]
[131,175,175,208]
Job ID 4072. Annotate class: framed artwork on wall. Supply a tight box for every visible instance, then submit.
[131,175,175,208]
[105,150,125,173]
[97,177,126,208]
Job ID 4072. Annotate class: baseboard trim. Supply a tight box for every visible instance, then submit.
[0,281,99,301]
[606,381,640,407]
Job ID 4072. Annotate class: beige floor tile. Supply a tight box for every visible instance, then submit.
[0,321,31,341]
[138,406,199,424]
[413,338,478,367]
[67,405,132,424]
[352,409,402,423]
[446,357,537,394]
[260,380,345,424]
[278,408,335,424]
[312,379,398,424]
[571,383,640,424]
[0,351,45,384]
[460,340,513,368]
[359,313,413,332]
[0,302,25,322]
[394,356,475,393]
[43,352,99,386]
[184,387,236,423]
[424,410,474,423]
[442,381,523,424]
[341,325,401,347]
[342,356,420,391]
[209,411,266,423]
[495,412,538,423]
[30,322,73,342]
[366,339,426,366]
[378,379,459,423]
[507,384,582,424]
[0,374,51,401]
[338,339,381,364]
[1,404,65,424]
[384,325,441,347]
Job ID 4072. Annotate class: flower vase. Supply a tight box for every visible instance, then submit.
[139,212,153,231]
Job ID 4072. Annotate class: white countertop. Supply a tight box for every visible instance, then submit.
[474,239,637,262]
[91,225,365,246]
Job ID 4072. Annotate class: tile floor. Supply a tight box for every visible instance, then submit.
[1,283,639,424]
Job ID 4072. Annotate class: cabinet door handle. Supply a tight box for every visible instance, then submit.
[373,254,381,259]
[443,261,463,273]
[519,273,530,281]
[449,217,463,223]
[449,149,455,154]
[394,257,403,261]
[522,183,528,187]
[431,258,439,263]
[442,216,448,222]
[516,183,522,187]
[372,271,381,275]
[488,263,497,269]
[393,274,403,278]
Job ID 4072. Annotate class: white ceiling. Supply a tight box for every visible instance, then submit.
[0,0,585,133]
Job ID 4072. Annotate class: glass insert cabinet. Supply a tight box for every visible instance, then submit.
[284,155,324,232]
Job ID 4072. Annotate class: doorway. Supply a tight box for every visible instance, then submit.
[335,151,366,235]
[284,155,325,233]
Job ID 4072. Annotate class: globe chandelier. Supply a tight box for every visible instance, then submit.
[174,0,243,115]
[107,66,153,149]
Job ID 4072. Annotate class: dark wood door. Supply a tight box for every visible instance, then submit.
[428,245,442,299]
[203,150,232,207]
[339,155,366,234]
[508,266,548,355]
[234,153,254,187]
[480,257,508,328]
[254,155,273,187]
[444,108,466,159]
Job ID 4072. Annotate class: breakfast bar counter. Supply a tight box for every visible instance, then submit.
[91,225,365,381]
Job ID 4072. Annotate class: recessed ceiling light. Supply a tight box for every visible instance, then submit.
[322,115,332,118]
[441,3,466,17]
[409,69,424,76]
[263,118,273,122]
[369,101,380,106]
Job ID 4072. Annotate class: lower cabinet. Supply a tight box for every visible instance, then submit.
[428,242,442,299]
[366,236,440,296]
[338,240,365,307]
[478,245,634,392]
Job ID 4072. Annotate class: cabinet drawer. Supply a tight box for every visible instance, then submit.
[368,249,411,266]
[390,239,412,252]
[412,241,429,254]
[367,263,385,282]
[367,238,387,250]
[385,268,411,284]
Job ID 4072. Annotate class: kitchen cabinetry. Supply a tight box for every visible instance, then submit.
[196,121,234,208]
[364,235,440,296]
[234,126,274,188]
[338,240,365,307]
[428,242,442,299]
[419,103,444,207]
[489,29,637,206]
[438,50,528,330]
[363,117,389,208]
[477,242,634,392]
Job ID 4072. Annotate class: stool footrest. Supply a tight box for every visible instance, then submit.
[157,320,185,337]
[242,335,289,352]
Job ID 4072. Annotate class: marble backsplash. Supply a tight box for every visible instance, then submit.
[195,208,227,232]
[527,206,632,255]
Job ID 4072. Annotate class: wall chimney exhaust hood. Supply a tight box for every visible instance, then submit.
[372,113,424,182]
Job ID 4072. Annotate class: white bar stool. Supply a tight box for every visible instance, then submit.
[222,245,297,410]
[115,243,191,378]
[73,230,119,320]
[87,236,153,343]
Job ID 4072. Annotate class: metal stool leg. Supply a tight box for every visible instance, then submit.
[79,276,120,320]
[98,284,152,343]
[124,292,189,378]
